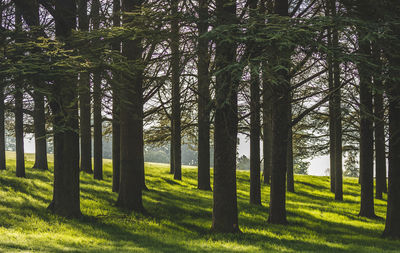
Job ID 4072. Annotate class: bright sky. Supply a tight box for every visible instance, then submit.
[237,133,329,176]
[24,134,329,176]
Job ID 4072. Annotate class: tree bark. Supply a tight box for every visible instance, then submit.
[358,37,376,218]
[171,0,181,180]
[92,0,103,180]
[33,90,48,170]
[78,0,92,174]
[250,65,261,204]
[0,84,5,170]
[93,72,103,180]
[287,102,294,193]
[262,79,272,185]
[327,6,335,192]
[112,0,121,193]
[197,0,211,191]
[373,45,387,199]
[248,0,261,204]
[383,45,400,239]
[116,0,144,212]
[47,0,81,218]
[14,8,25,178]
[268,0,290,225]
[332,6,342,201]
[211,0,240,233]
[15,84,25,178]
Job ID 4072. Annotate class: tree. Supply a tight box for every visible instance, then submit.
[112,0,121,193]
[14,7,25,178]
[170,0,181,180]
[197,0,211,191]
[373,44,387,199]
[116,0,145,212]
[357,17,376,219]
[383,0,400,238]
[287,106,294,193]
[249,0,261,205]
[268,0,290,225]
[92,0,103,180]
[0,84,5,170]
[78,0,93,174]
[332,0,343,201]
[47,0,81,218]
[211,0,240,233]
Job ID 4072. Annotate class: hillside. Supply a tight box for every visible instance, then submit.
[0,153,398,252]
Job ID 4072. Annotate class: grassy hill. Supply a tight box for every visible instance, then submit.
[0,152,399,252]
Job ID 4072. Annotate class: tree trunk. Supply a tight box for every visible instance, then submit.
[373,45,387,199]
[171,0,181,180]
[15,83,25,178]
[170,138,174,174]
[383,47,400,239]
[287,102,294,193]
[47,0,81,218]
[0,84,5,170]
[33,90,48,170]
[262,67,272,185]
[327,9,335,192]
[197,0,211,191]
[268,0,290,225]
[250,64,261,204]
[14,8,25,178]
[332,8,342,201]
[248,0,261,205]
[78,0,92,174]
[211,0,240,233]
[358,38,376,218]
[93,72,103,180]
[112,0,121,193]
[116,0,144,212]
[91,0,102,180]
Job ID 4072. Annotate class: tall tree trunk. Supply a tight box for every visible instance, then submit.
[15,85,25,178]
[170,138,174,174]
[171,0,181,180]
[93,72,103,180]
[92,0,102,180]
[332,6,342,201]
[327,5,335,192]
[268,0,290,225]
[373,45,387,199]
[117,0,144,212]
[287,102,294,193]
[112,0,121,193]
[262,76,272,185]
[14,8,25,178]
[261,0,272,186]
[197,0,211,191]
[358,37,376,218]
[78,0,92,174]
[248,0,261,204]
[33,90,48,170]
[47,0,81,218]
[383,43,400,238]
[250,65,261,204]
[0,84,5,170]
[211,0,240,233]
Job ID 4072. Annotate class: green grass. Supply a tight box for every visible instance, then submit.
[0,152,399,252]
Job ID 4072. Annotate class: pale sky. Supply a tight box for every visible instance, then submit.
[23,134,329,176]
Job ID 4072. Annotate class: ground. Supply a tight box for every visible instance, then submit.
[0,152,399,252]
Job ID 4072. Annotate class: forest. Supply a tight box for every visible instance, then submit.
[0,0,400,251]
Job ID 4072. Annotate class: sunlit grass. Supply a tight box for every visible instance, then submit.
[0,152,398,252]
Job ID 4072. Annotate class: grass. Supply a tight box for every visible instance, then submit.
[0,151,399,252]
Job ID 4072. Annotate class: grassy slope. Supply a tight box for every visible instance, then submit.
[0,152,399,252]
